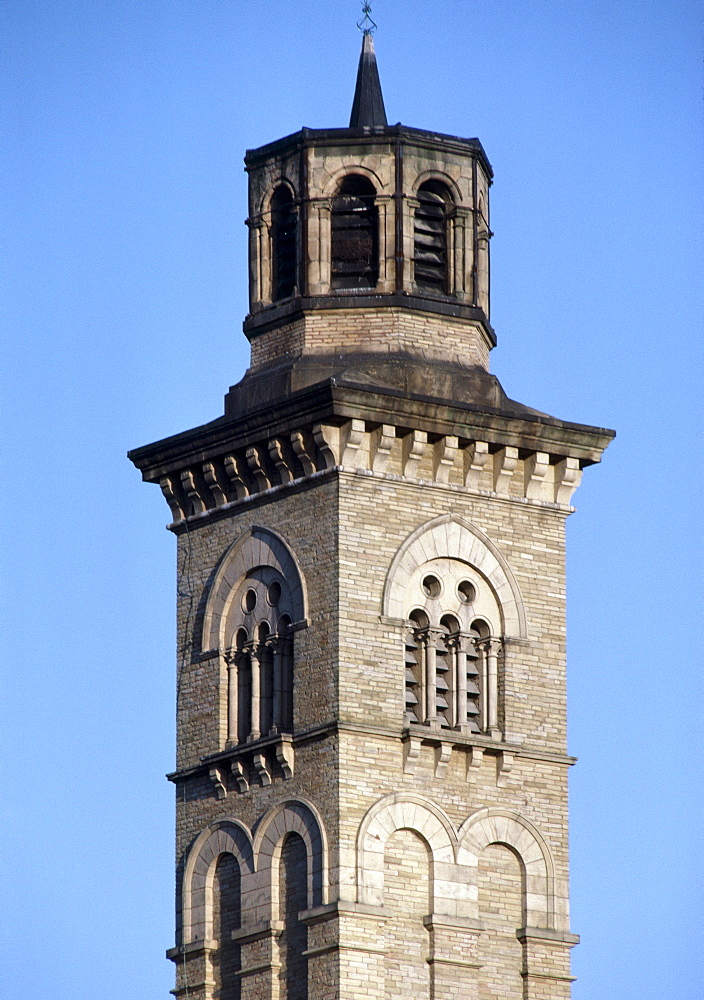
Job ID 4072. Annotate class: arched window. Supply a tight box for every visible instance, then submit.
[402,563,499,733]
[277,613,294,732]
[271,185,297,301]
[227,573,295,745]
[414,180,452,293]
[404,610,427,724]
[235,628,251,744]
[212,853,242,1000]
[331,174,379,289]
[279,833,308,1000]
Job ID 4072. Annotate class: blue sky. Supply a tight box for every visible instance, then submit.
[1,2,702,998]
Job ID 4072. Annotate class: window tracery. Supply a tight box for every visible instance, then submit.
[225,569,295,745]
[403,559,502,736]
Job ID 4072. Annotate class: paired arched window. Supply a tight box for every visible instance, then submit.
[271,184,297,301]
[414,180,452,294]
[331,174,379,290]
[226,570,294,744]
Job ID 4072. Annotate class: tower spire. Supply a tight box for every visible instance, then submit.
[349,7,387,129]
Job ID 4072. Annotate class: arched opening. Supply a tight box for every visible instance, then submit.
[271,185,297,301]
[211,853,242,1000]
[235,628,252,744]
[414,180,452,293]
[277,614,294,732]
[477,844,525,1000]
[405,609,428,724]
[278,833,308,1000]
[383,829,431,1000]
[331,174,379,289]
[472,618,491,731]
[258,621,273,736]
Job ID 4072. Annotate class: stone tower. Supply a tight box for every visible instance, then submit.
[130,31,613,1000]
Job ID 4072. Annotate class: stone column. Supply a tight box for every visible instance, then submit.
[480,638,502,739]
[226,652,238,746]
[248,643,262,741]
[424,629,442,726]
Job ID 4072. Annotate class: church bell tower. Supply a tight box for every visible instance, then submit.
[130,27,613,1000]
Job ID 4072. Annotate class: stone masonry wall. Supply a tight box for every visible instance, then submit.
[248,309,492,372]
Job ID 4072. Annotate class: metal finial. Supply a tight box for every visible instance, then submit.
[357,2,377,36]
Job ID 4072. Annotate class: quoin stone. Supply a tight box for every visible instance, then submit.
[130,29,614,1000]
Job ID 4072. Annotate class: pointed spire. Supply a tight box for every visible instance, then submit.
[349,32,388,129]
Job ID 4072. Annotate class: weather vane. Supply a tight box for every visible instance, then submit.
[357,2,377,35]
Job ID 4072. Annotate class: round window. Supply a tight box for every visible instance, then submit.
[421,574,442,599]
[242,588,257,614]
[457,580,476,604]
[267,580,282,606]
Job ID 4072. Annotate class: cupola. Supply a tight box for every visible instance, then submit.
[235,32,495,416]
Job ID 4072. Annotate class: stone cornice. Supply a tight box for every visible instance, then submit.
[128,382,613,529]
[244,123,493,179]
[129,379,613,482]
[167,718,576,786]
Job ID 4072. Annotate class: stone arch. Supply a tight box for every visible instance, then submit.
[253,798,328,916]
[357,793,470,914]
[321,163,385,197]
[202,526,307,653]
[411,169,463,204]
[259,177,297,217]
[382,514,527,638]
[458,808,559,930]
[182,820,254,944]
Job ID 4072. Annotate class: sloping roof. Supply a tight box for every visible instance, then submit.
[349,33,387,128]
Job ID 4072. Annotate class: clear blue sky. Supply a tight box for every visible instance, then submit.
[2,2,702,998]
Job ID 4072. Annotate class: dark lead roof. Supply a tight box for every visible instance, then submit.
[349,33,387,128]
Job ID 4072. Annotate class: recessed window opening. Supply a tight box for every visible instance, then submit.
[277,614,293,732]
[421,574,441,599]
[457,580,476,604]
[404,610,428,725]
[242,589,257,614]
[268,580,282,606]
[271,185,297,301]
[331,174,379,290]
[414,180,452,294]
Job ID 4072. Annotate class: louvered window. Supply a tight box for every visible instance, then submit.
[405,611,428,724]
[271,185,297,301]
[331,175,379,289]
[227,574,296,745]
[434,637,452,727]
[404,629,423,725]
[414,180,451,293]
[465,638,481,733]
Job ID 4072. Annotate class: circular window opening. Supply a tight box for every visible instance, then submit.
[242,589,257,614]
[421,574,442,599]
[457,580,476,604]
[267,580,282,607]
